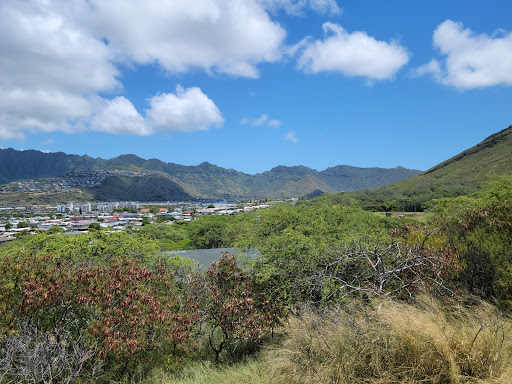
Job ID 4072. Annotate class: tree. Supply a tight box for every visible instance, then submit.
[186,215,229,249]
[17,221,29,228]
[156,216,173,223]
[88,222,102,231]
[47,226,64,234]
[192,253,280,363]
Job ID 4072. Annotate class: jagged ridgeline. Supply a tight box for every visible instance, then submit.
[321,125,512,210]
[0,148,419,201]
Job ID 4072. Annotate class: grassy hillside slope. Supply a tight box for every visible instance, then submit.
[321,125,512,210]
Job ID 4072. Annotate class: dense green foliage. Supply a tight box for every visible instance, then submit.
[233,203,398,307]
[137,223,192,250]
[2,176,512,382]
[436,177,512,310]
[0,231,160,266]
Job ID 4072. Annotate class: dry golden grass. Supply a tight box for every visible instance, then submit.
[268,296,512,384]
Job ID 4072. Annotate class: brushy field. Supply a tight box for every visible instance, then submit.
[143,296,512,384]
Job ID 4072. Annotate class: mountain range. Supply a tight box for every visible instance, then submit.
[0,148,420,202]
[4,124,511,204]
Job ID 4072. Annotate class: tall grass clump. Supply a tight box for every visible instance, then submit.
[142,358,272,384]
[270,296,512,384]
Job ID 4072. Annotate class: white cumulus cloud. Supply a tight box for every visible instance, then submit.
[0,2,119,94]
[92,97,150,135]
[414,59,442,81]
[285,131,298,143]
[415,20,512,89]
[296,22,410,80]
[0,0,283,139]
[146,86,224,133]
[81,0,286,78]
[0,88,94,139]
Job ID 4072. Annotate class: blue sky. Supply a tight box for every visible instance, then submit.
[1,0,512,174]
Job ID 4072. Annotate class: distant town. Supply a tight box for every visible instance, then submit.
[0,170,156,194]
[0,199,276,244]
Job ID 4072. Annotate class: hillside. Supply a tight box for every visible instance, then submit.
[0,149,99,184]
[319,165,420,191]
[0,148,420,201]
[91,173,194,202]
[324,125,512,210]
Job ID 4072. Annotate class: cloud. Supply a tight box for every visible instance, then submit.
[268,119,281,128]
[0,1,116,139]
[309,0,342,15]
[296,22,409,80]
[0,2,120,94]
[416,20,512,89]
[241,114,268,126]
[413,59,442,81]
[92,97,150,135]
[261,0,341,16]
[91,86,224,135]
[285,131,298,143]
[241,114,281,127]
[146,86,224,132]
[0,0,282,139]
[0,88,94,139]
[81,0,285,78]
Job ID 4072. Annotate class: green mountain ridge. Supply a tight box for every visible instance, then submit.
[0,148,421,202]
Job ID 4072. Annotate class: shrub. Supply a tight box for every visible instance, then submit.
[191,253,281,363]
[0,253,199,382]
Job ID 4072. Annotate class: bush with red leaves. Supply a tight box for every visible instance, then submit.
[0,254,198,380]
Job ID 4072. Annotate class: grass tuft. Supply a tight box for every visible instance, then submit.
[142,358,271,384]
[268,296,512,384]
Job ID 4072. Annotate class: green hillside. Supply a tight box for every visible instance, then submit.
[249,166,336,198]
[319,165,420,191]
[422,125,512,181]
[322,125,512,210]
[91,173,193,202]
[0,149,98,184]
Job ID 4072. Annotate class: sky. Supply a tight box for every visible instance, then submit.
[1,0,512,175]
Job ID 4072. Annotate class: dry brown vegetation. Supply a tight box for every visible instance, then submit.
[268,296,512,384]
